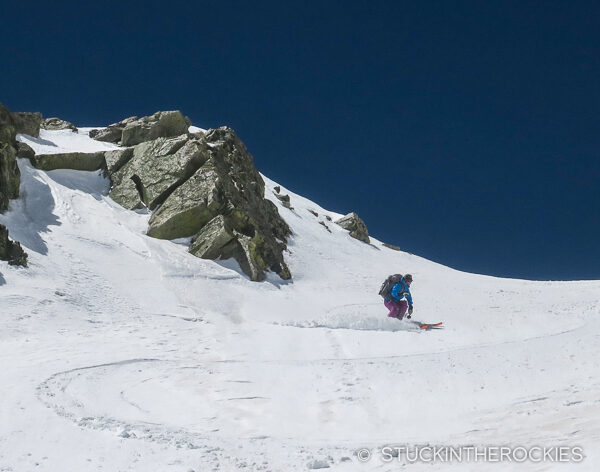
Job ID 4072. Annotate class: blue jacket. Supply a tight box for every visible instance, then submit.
[391,280,413,305]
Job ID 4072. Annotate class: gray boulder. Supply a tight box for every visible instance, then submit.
[89,111,191,146]
[0,224,27,267]
[188,216,272,281]
[120,111,191,146]
[31,151,106,171]
[189,215,236,259]
[11,112,42,137]
[109,134,201,210]
[89,116,138,143]
[41,117,77,132]
[335,212,370,243]
[16,142,35,159]
[275,192,292,209]
[233,232,267,282]
[146,164,221,238]
[104,148,134,174]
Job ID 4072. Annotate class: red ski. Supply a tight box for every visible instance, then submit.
[417,322,443,330]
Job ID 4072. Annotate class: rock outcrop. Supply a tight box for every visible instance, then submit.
[30,151,106,172]
[274,192,292,209]
[89,116,138,143]
[383,243,402,251]
[0,103,21,212]
[16,142,35,159]
[41,117,77,132]
[11,112,42,137]
[107,126,291,281]
[89,111,191,146]
[0,103,28,266]
[144,157,219,236]
[0,105,15,144]
[0,138,20,211]
[0,224,27,267]
[3,105,291,281]
[104,148,134,174]
[121,111,192,146]
[335,212,370,244]
[109,134,198,210]
[188,215,234,259]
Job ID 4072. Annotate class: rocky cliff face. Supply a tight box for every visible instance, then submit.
[146,127,291,281]
[108,125,291,281]
[10,111,42,138]
[0,103,28,266]
[0,104,20,212]
[2,105,374,278]
[28,111,291,281]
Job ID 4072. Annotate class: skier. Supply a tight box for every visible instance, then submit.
[384,274,413,320]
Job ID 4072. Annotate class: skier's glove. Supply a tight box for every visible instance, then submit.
[408,305,413,316]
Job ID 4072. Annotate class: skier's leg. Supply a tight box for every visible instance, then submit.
[384,300,393,317]
[397,300,408,319]
[384,300,400,318]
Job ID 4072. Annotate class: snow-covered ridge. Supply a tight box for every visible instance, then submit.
[0,129,599,471]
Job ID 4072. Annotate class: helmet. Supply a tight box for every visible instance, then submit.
[404,274,413,283]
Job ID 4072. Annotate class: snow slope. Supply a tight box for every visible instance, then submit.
[0,129,598,471]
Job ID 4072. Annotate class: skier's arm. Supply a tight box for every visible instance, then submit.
[406,289,413,306]
[391,284,402,301]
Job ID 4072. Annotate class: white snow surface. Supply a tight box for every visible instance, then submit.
[0,130,598,471]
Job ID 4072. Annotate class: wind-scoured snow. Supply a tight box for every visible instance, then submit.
[0,129,598,471]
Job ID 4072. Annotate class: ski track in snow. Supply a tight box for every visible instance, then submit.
[0,129,599,471]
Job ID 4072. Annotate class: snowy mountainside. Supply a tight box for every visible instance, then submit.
[0,128,599,471]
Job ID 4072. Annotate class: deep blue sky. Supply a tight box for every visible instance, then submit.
[2,1,599,280]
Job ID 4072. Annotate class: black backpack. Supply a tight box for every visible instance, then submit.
[378,274,403,299]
